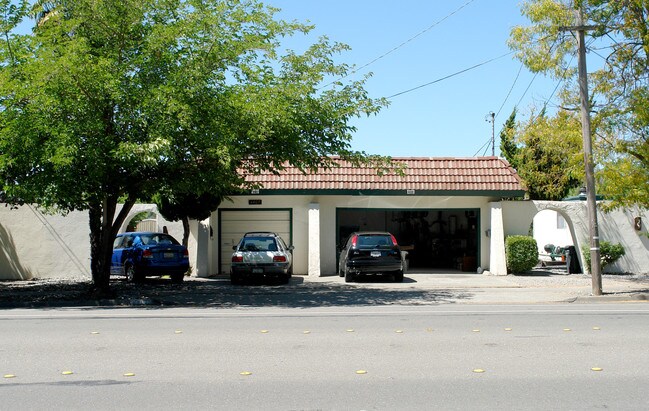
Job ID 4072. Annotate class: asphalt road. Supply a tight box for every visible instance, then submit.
[2,304,649,410]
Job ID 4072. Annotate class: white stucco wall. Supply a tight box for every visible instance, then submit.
[4,199,646,280]
[497,201,649,275]
[0,205,91,280]
[0,204,184,280]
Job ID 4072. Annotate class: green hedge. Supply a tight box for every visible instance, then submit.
[581,241,626,271]
[505,235,539,274]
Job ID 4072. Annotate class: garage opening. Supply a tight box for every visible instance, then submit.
[337,209,479,271]
[219,209,292,274]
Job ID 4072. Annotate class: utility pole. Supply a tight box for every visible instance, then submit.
[562,7,602,295]
[485,111,495,156]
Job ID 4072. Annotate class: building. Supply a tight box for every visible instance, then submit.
[197,157,525,277]
[3,157,647,281]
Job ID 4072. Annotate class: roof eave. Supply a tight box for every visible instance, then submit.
[235,189,526,197]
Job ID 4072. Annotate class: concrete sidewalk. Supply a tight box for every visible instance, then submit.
[304,270,649,304]
[1,270,649,308]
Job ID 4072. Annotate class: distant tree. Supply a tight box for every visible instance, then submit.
[499,109,519,170]
[509,0,649,209]
[156,192,226,248]
[509,108,584,200]
[0,0,391,294]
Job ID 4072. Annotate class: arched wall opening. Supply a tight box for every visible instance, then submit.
[532,208,578,270]
[118,204,161,234]
[498,201,586,274]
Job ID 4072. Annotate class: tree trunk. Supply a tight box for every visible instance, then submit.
[88,196,136,296]
[88,203,107,291]
[182,216,190,248]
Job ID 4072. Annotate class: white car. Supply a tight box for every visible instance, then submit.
[230,232,294,284]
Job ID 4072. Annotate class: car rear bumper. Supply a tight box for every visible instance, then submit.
[231,264,290,278]
[346,261,402,274]
[138,264,189,277]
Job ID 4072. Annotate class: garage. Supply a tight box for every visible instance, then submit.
[200,157,525,277]
[219,209,292,274]
[337,208,479,271]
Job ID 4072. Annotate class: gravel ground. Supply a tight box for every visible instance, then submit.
[510,267,649,288]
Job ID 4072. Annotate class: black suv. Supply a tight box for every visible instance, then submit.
[338,232,404,283]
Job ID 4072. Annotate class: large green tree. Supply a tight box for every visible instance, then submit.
[509,108,584,200]
[509,0,649,208]
[0,0,390,293]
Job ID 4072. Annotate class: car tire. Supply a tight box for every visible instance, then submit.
[393,269,404,283]
[171,273,184,284]
[231,274,242,285]
[125,265,141,283]
[344,266,354,283]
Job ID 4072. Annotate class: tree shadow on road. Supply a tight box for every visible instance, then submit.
[0,276,472,308]
[141,278,469,308]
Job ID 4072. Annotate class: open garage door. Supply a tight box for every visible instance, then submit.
[337,209,479,272]
[219,209,292,274]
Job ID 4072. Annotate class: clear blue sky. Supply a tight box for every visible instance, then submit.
[268,0,563,158]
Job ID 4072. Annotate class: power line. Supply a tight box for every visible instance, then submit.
[472,137,493,157]
[495,63,523,119]
[320,0,478,89]
[386,51,513,99]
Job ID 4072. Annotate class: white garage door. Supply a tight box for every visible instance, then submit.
[219,209,291,274]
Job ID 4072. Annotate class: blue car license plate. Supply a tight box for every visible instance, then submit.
[164,252,175,259]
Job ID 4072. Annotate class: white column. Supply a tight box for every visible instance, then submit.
[308,203,321,277]
[489,203,508,276]
[188,219,210,277]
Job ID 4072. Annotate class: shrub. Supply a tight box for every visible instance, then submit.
[505,235,539,274]
[581,241,626,271]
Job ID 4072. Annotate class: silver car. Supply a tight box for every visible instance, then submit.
[230,232,294,284]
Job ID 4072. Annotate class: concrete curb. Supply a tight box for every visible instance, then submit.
[573,292,649,303]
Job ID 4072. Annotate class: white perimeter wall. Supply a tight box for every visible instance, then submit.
[0,204,184,280]
[3,199,646,280]
[496,201,649,275]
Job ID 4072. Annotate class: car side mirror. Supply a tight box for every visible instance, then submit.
[288,246,294,251]
[232,245,237,251]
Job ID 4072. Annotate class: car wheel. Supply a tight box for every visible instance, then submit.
[344,266,354,283]
[393,269,404,283]
[125,265,137,283]
[231,274,241,285]
[171,273,184,284]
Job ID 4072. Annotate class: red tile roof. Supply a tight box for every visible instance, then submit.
[244,157,524,194]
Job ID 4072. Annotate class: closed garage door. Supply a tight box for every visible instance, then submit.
[219,209,292,274]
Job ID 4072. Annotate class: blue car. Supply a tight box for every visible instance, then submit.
[111,232,189,283]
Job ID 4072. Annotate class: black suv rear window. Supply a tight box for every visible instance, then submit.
[356,235,392,248]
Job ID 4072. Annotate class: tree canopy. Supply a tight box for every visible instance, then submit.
[501,107,584,200]
[509,0,649,208]
[0,0,391,292]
